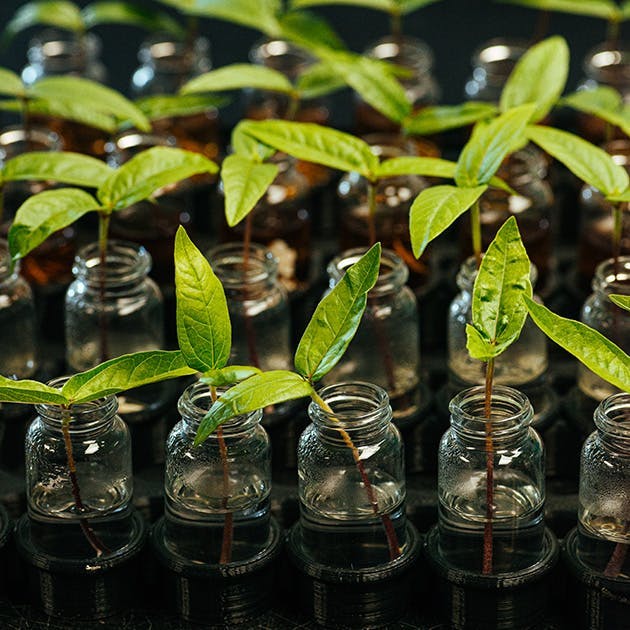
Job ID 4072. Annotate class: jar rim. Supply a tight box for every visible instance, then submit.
[106,131,177,166]
[583,43,630,83]
[0,125,62,158]
[592,256,630,294]
[471,37,528,77]
[603,138,630,168]
[28,30,101,63]
[364,34,434,74]
[206,242,278,286]
[249,37,314,76]
[595,393,630,439]
[139,35,210,65]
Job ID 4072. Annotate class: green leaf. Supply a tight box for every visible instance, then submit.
[610,294,630,311]
[397,0,443,13]
[526,125,629,196]
[562,88,630,137]
[181,64,294,96]
[455,104,536,187]
[231,124,277,162]
[183,0,282,36]
[9,188,98,262]
[290,0,394,10]
[500,36,569,122]
[0,375,68,405]
[608,190,630,203]
[3,1,84,41]
[0,68,26,98]
[98,146,217,210]
[196,370,313,444]
[295,62,348,100]
[239,119,379,178]
[525,298,630,392]
[30,76,150,132]
[279,10,346,52]
[221,155,279,227]
[82,2,185,36]
[466,216,532,361]
[623,0,630,19]
[174,226,231,372]
[62,350,196,404]
[295,243,381,381]
[403,102,498,135]
[410,184,487,257]
[136,94,227,121]
[200,366,261,387]
[496,0,620,20]
[3,151,112,189]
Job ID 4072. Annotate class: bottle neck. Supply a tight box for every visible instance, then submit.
[139,36,211,76]
[591,257,630,296]
[0,125,62,161]
[365,35,433,77]
[584,44,630,89]
[595,393,630,456]
[27,31,101,75]
[250,38,313,80]
[106,131,177,167]
[472,38,528,87]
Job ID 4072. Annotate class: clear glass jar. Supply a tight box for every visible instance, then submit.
[464,38,528,102]
[323,248,420,423]
[576,393,630,577]
[0,239,37,379]
[438,386,545,573]
[356,35,440,134]
[295,382,407,569]
[65,240,163,371]
[448,257,548,387]
[163,381,271,564]
[220,155,312,294]
[578,257,630,401]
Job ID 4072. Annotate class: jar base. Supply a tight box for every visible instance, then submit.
[151,515,283,625]
[424,525,560,630]
[287,520,422,629]
[563,527,630,630]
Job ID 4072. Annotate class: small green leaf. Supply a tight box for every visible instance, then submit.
[526,125,629,196]
[0,375,68,405]
[608,190,630,203]
[562,88,630,137]
[181,64,294,96]
[82,2,185,36]
[397,0,443,14]
[496,0,620,21]
[174,226,231,372]
[9,188,99,262]
[0,68,26,98]
[295,243,381,382]
[221,155,279,227]
[3,151,112,189]
[98,146,217,210]
[200,366,261,387]
[279,10,345,52]
[410,184,487,257]
[623,0,630,18]
[182,0,282,36]
[455,104,536,187]
[403,102,498,135]
[3,1,84,41]
[467,216,532,361]
[610,294,630,311]
[500,36,569,123]
[196,370,313,444]
[136,94,227,121]
[231,124,277,162]
[290,0,393,10]
[295,62,348,100]
[525,298,630,392]
[239,119,379,178]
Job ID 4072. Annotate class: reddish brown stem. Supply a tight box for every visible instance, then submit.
[605,540,628,578]
[367,182,377,247]
[373,314,397,392]
[98,213,111,363]
[482,358,495,575]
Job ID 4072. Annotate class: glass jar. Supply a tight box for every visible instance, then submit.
[163,381,271,564]
[578,257,630,402]
[464,38,528,102]
[295,382,407,569]
[0,239,37,379]
[356,35,440,134]
[438,386,545,573]
[576,393,630,577]
[220,155,312,294]
[65,240,163,371]
[448,257,548,388]
[323,248,420,423]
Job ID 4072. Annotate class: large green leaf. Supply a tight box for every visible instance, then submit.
[278,10,345,52]
[98,146,217,210]
[497,0,620,20]
[409,184,487,257]
[500,36,569,122]
[62,350,195,404]
[2,151,112,189]
[200,366,261,387]
[295,243,381,382]
[526,298,630,392]
[195,370,314,444]
[9,188,99,262]
[466,216,532,361]
[403,102,497,135]
[610,294,630,311]
[183,0,282,35]
[174,226,231,372]
[562,88,630,137]
[231,123,277,162]
[0,375,68,405]
[526,125,629,196]
[181,64,294,96]
[239,119,379,178]
[221,155,278,227]
[295,62,348,100]
[0,68,26,98]
[290,0,394,10]
[3,1,84,41]
[30,76,150,132]
[396,0,443,13]
[82,1,185,36]
[136,94,227,121]
[455,104,535,187]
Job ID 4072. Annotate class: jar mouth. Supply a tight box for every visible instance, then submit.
[457,256,538,291]
[28,30,101,64]
[106,131,177,166]
[584,44,630,84]
[603,139,630,168]
[206,242,278,286]
[595,393,630,439]
[249,38,313,78]
[140,35,210,66]
[472,37,528,84]
[0,125,62,158]
[73,240,152,287]
[592,257,630,294]
[365,35,433,74]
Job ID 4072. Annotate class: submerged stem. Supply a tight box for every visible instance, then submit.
[482,358,495,575]
[97,212,111,364]
[604,539,629,578]
[367,181,377,247]
[471,200,482,268]
[285,93,299,122]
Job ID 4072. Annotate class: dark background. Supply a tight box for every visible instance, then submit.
[0,0,624,127]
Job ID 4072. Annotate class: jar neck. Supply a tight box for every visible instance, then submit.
[0,125,62,161]
[456,256,538,292]
[328,247,408,297]
[308,382,393,445]
[584,44,630,88]
[449,386,533,446]
[178,380,263,437]
[250,38,313,80]
[472,38,528,87]
[603,138,630,171]
[595,393,630,455]
[106,131,177,166]
[139,36,211,75]
[27,31,100,74]
[0,239,19,285]
[591,257,630,296]
[72,240,152,290]
[365,35,433,76]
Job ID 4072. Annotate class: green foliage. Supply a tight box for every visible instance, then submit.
[182,64,295,96]
[403,102,498,135]
[290,0,442,15]
[497,0,625,22]
[3,1,84,39]
[295,62,348,99]
[200,366,262,387]
[0,375,68,405]
[610,294,630,311]
[466,217,532,361]
[136,94,228,121]
[562,88,630,137]
[278,9,345,51]
[0,69,27,98]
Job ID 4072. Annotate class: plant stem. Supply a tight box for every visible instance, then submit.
[604,539,628,578]
[0,187,5,227]
[482,357,495,575]
[613,202,624,275]
[390,10,402,41]
[98,212,111,363]
[367,181,377,247]
[312,392,401,561]
[533,9,550,42]
[607,18,620,48]
[286,93,299,122]
[471,200,483,268]
[61,407,110,557]
[186,16,199,49]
